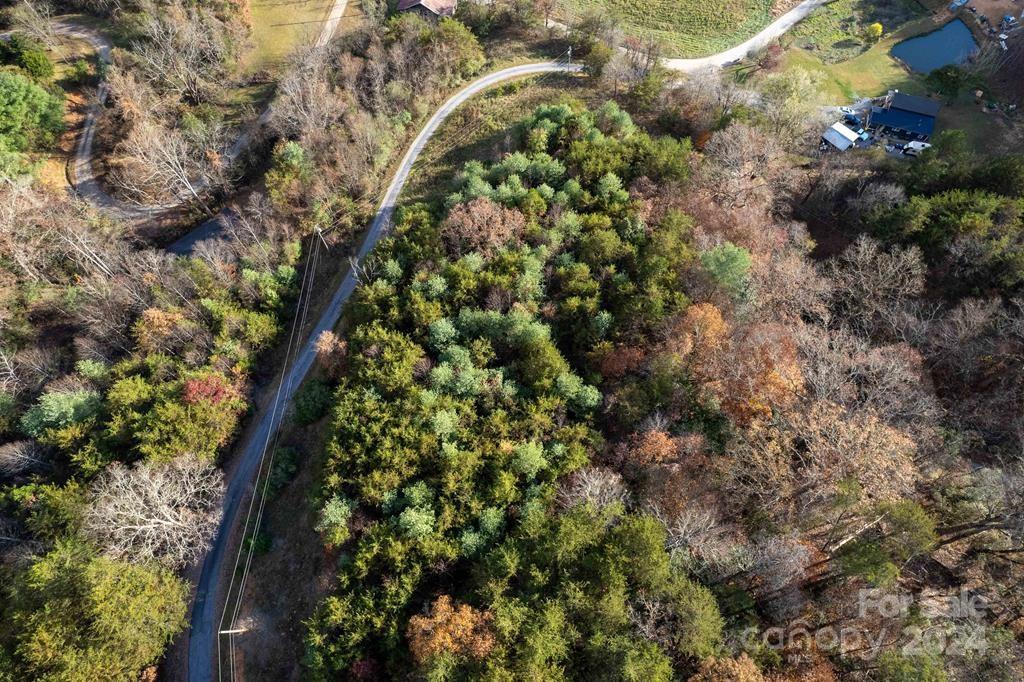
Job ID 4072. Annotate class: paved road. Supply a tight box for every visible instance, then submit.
[550,0,831,72]
[185,61,583,682]
[663,0,831,71]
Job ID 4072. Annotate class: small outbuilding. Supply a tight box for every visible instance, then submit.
[821,122,861,151]
[396,0,458,19]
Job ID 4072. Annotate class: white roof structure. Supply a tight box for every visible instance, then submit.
[822,122,860,151]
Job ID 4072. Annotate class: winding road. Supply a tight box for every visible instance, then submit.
[664,0,831,70]
[186,61,583,681]
[186,3,839,680]
[52,0,350,226]
[56,0,830,225]
[28,1,836,679]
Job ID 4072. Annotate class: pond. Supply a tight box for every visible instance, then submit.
[890,19,979,73]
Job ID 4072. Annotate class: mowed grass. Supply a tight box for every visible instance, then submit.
[557,0,774,57]
[789,0,924,63]
[776,6,941,101]
[779,41,926,101]
[239,0,338,74]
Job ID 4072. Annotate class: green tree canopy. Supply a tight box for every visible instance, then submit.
[0,70,63,154]
[2,542,187,681]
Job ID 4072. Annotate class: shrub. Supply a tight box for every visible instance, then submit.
[75,359,110,384]
[700,242,752,299]
[293,380,332,425]
[316,495,354,545]
[20,390,102,438]
[0,35,54,81]
[267,446,300,495]
[0,70,64,153]
[0,391,17,434]
[398,505,436,539]
[512,441,547,477]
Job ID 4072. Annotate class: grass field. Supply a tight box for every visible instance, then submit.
[778,39,926,101]
[557,0,775,57]
[774,0,941,101]
[239,0,338,74]
[789,0,924,63]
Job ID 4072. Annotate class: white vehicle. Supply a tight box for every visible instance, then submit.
[903,141,932,156]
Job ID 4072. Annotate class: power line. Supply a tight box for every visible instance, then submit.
[211,55,577,678]
[215,231,323,681]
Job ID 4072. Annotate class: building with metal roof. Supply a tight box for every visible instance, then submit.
[821,122,861,151]
[868,92,941,141]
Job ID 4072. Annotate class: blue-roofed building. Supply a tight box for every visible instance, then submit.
[868,92,941,142]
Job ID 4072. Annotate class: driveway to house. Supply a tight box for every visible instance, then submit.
[185,60,583,682]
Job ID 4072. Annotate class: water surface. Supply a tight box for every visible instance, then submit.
[891,19,978,73]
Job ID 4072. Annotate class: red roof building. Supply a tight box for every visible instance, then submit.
[396,0,458,19]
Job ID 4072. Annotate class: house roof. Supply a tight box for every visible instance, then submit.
[830,122,860,143]
[397,0,457,16]
[870,106,937,138]
[889,93,941,118]
[822,125,856,151]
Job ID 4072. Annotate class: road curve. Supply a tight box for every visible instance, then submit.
[52,0,349,221]
[186,61,582,682]
[549,0,831,72]
[663,0,831,71]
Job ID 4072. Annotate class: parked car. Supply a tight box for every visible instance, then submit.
[903,141,932,156]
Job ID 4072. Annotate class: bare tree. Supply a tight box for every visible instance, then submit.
[11,346,61,395]
[83,455,224,569]
[845,181,906,221]
[0,348,20,395]
[112,118,224,213]
[747,224,833,323]
[131,0,234,103]
[0,180,63,283]
[0,440,49,478]
[270,44,347,139]
[106,64,166,125]
[825,235,926,338]
[556,467,630,511]
[10,0,57,49]
[749,534,810,595]
[674,67,754,133]
[701,123,785,208]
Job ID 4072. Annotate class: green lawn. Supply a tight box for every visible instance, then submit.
[779,40,926,101]
[239,0,339,74]
[556,0,774,57]
[789,0,924,63]
[776,3,943,101]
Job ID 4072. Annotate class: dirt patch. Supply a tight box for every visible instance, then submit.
[228,420,337,681]
[962,0,1020,28]
[772,0,807,18]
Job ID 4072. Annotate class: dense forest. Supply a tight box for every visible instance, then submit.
[1,0,1022,679]
[0,0,491,678]
[302,84,1024,682]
